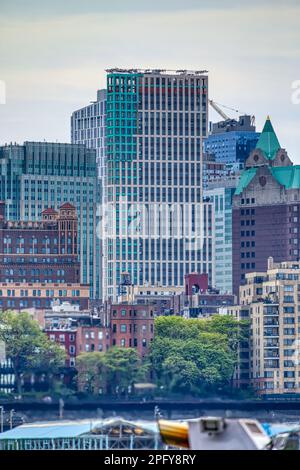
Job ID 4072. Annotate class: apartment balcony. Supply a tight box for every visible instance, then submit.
[264,360,279,368]
[264,329,279,337]
[263,307,279,316]
[264,342,279,348]
[264,351,280,359]
[263,320,279,326]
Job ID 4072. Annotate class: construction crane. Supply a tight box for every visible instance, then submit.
[209,99,255,126]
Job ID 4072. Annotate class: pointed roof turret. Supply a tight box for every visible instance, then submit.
[255,116,281,160]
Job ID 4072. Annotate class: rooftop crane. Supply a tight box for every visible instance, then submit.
[209,99,255,126]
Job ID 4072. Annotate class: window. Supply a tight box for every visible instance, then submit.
[70,358,76,367]
[120,324,127,333]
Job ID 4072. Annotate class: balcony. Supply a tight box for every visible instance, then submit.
[264,342,279,348]
[264,360,279,368]
[264,329,279,337]
[264,351,280,359]
[264,320,279,326]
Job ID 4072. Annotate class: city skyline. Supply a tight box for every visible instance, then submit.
[0,0,299,160]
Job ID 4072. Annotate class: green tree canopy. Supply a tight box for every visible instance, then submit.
[151,316,248,396]
[76,347,148,396]
[0,311,66,394]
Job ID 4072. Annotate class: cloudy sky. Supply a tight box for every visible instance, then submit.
[0,0,299,160]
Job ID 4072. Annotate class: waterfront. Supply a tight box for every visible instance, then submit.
[0,409,299,451]
[2,403,300,426]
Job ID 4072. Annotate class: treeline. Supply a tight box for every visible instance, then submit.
[0,311,249,398]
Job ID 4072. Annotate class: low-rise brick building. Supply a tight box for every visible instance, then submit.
[109,304,155,359]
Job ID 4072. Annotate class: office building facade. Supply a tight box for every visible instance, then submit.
[204,115,260,169]
[103,68,210,299]
[71,89,107,180]
[232,117,300,297]
[204,176,239,293]
[0,142,100,298]
[202,153,227,189]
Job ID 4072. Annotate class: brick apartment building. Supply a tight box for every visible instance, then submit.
[109,304,155,359]
[0,202,89,310]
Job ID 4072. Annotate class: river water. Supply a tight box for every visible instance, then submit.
[14,408,300,425]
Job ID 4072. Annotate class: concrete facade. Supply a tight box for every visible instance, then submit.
[231,258,300,396]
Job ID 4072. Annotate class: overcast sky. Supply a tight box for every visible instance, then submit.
[0,0,299,160]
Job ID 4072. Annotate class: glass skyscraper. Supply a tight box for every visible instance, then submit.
[204,177,239,294]
[103,68,211,300]
[0,142,100,298]
[204,115,260,170]
[71,89,107,180]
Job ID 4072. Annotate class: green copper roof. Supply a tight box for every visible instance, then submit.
[255,117,281,160]
[234,165,300,195]
[271,166,300,189]
[235,168,257,195]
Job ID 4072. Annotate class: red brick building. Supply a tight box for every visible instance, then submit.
[46,326,77,367]
[45,302,110,367]
[0,201,79,284]
[0,202,89,311]
[109,304,154,359]
[76,325,110,355]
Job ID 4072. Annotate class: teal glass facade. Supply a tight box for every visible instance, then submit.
[104,70,210,300]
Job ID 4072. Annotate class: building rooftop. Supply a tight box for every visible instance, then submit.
[255,117,281,160]
[235,165,300,195]
[106,68,208,76]
[0,418,158,440]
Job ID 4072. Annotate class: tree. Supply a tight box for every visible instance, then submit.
[76,352,106,395]
[162,355,201,393]
[103,347,147,395]
[150,316,245,396]
[76,348,148,396]
[0,311,66,394]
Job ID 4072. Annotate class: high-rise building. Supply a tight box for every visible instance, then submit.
[0,142,100,298]
[202,153,227,189]
[103,68,210,299]
[204,115,260,170]
[71,91,107,300]
[204,176,239,293]
[71,89,107,180]
[232,117,300,297]
[231,257,300,396]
